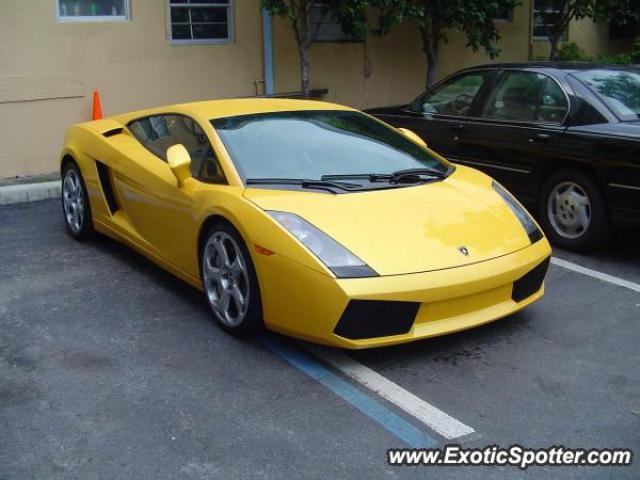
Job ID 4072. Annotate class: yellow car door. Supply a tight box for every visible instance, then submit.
[110,114,205,277]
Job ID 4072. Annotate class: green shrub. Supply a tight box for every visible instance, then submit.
[597,37,640,65]
[556,42,593,61]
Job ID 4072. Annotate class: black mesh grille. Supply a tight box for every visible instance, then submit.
[512,257,550,302]
[333,300,419,340]
[95,161,119,215]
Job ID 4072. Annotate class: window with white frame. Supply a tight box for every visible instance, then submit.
[57,0,130,21]
[532,0,568,40]
[168,1,233,45]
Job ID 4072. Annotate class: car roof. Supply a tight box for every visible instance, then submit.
[458,61,640,74]
[111,98,354,125]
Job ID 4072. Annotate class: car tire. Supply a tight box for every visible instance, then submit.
[200,222,263,336]
[538,169,610,251]
[61,161,94,241]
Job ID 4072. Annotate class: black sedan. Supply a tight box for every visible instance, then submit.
[367,62,640,251]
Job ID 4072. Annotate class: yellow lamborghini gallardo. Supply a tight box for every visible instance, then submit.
[60,98,551,348]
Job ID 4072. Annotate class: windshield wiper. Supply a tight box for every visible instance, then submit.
[245,178,362,193]
[322,167,445,184]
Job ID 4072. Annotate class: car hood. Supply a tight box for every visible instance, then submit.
[244,166,532,276]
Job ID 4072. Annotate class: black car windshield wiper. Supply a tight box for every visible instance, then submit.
[245,178,362,193]
[322,167,446,184]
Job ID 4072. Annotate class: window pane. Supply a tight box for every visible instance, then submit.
[419,72,489,116]
[310,4,351,42]
[493,5,512,21]
[58,0,127,17]
[532,0,567,39]
[171,24,192,40]
[129,115,225,183]
[212,111,447,181]
[169,3,231,42]
[193,23,228,39]
[482,71,546,122]
[574,70,640,121]
[537,79,568,123]
[171,7,189,23]
[190,7,227,22]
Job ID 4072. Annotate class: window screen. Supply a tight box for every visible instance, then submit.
[168,1,232,44]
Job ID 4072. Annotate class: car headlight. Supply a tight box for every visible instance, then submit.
[267,211,378,278]
[493,181,543,244]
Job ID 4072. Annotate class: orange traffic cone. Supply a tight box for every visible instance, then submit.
[92,90,103,120]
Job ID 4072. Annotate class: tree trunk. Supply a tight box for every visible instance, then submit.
[547,2,572,60]
[292,0,312,98]
[548,36,560,60]
[420,19,439,88]
[299,46,311,98]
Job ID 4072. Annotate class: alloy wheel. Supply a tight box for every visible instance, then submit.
[202,231,251,327]
[62,168,85,234]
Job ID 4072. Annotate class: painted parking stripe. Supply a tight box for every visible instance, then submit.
[551,257,640,293]
[307,345,475,440]
[260,335,439,448]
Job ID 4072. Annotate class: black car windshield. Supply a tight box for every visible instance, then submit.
[573,69,640,121]
[210,110,448,182]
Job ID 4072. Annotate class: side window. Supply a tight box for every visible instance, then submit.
[129,115,226,184]
[481,71,547,122]
[572,99,607,126]
[537,78,568,123]
[414,71,490,116]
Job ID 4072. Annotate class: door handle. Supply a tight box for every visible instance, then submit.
[449,124,465,132]
[529,133,551,143]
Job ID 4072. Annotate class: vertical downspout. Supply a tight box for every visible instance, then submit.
[262,8,275,95]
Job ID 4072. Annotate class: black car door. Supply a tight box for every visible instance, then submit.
[453,69,570,205]
[387,69,497,159]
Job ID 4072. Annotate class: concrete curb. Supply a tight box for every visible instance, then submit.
[0,181,61,206]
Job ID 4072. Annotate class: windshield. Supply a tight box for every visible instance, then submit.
[573,69,640,121]
[210,110,448,182]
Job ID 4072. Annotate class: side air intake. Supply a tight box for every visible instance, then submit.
[95,161,119,215]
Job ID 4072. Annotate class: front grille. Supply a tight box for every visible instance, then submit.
[333,300,419,340]
[512,257,550,302]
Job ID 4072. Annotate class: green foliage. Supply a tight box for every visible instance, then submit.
[261,0,295,20]
[556,42,593,61]
[592,0,640,25]
[597,37,640,64]
[367,0,521,86]
[373,0,520,56]
[554,37,640,65]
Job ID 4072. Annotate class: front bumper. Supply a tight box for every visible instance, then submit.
[257,238,551,349]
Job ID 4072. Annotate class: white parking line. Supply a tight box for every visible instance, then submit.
[307,345,475,440]
[551,257,640,293]
[300,256,636,443]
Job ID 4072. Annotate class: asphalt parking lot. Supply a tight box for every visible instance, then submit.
[1,199,638,479]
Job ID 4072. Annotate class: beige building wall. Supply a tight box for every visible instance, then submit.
[0,1,625,178]
[0,0,265,177]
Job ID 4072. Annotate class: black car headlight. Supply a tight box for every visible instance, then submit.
[492,181,543,244]
[268,211,378,278]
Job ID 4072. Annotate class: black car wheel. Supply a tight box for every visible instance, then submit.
[200,222,263,336]
[538,169,610,251]
[61,161,94,241]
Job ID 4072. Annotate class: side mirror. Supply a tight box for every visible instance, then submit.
[167,144,192,187]
[398,128,427,148]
